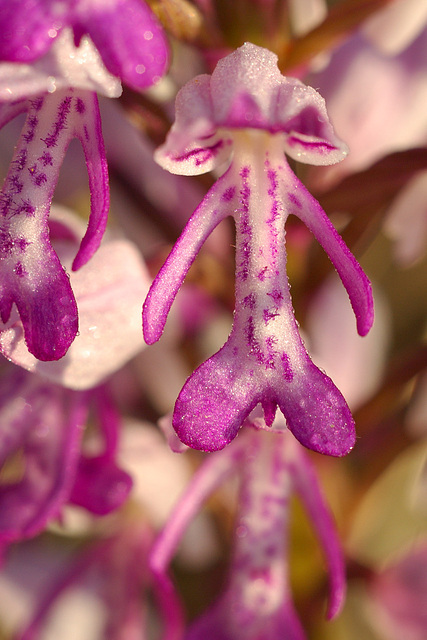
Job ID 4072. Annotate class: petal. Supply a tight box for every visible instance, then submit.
[150,439,245,574]
[286,179,374,336]
[173,341,261,451]
[0,93,82,360]
[362,0,427,55]
[70,455,132,515]
[143,170,236,344]
[0,375,87,543]
[276,359,356,457]
[210,43,282,127]
[76,0,169,90]
[155,74,233,176]
[0,251,79,362]
[277,79,349,165]
[289,435,346,618]
[0,90,111,361]
[0,30,122,101]
[69,92,109,270]
[155,132,233,176]
[0,0,70,62]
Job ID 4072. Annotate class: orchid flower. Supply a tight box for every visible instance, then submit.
[0,369,132,550]
[150,425,345,640]
[0,0,169,92]
[143,43,374,456]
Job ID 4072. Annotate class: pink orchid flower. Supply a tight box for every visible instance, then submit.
[143,43,374,456]
[150,425,345,640]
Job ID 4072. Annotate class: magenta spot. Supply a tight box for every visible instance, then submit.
[263,308,279,323]
[14,261,27,277]
[10,175,23,194]
[258,266,268,281]
[281,353,293,381]
[287,135,336,153]
[35,172,47,186]
[18,199,36,217]
[242,293,255,309]
[246,316,263,363]
[83,125,90,141]
[240,166,250,180]
[0,194,13,216]
[0,231,14,255]
[174,140,224,166]
[17,237,30,252]
[222,186,236,202]
[30,97,44,111]
[38,151,53,166]
[28,165,47,186]
[288,192,301,208]
[42,96,72,147]
[14,150,27,171]
[75,98,86,114]
[267,289,283,304]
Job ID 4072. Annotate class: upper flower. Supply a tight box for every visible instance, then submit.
[0,0,169,91]
[143,43,374,456]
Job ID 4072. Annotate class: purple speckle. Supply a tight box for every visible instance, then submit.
[0,231,14,255]
[263,308,279,323]
[222,186,236,202]
[10,175,23,194]
[288,192,301,208]
[14,262,27,277]
[42,96,72,147]
[18,200,36,217]
[38,151,53,167]
[75,98,86,114]
[35,172,47,187]
[17,237,30,252]
[243,293,255,309]
[267,289,283,304]
[257,266,268,281]
[281,353,293,381]
[83,125,90,142]
[28,164,47,186]
[14,150,27,171]
[246,316,263,363]
[30,97,44,112]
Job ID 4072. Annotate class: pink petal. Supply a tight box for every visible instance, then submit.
[70,92,109,270]
[143,170,236,344]
[289,436,346,619]
[286,180,374,337]
[76,0,169,91]
[0,374,87,543]
[0,0,70,62]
